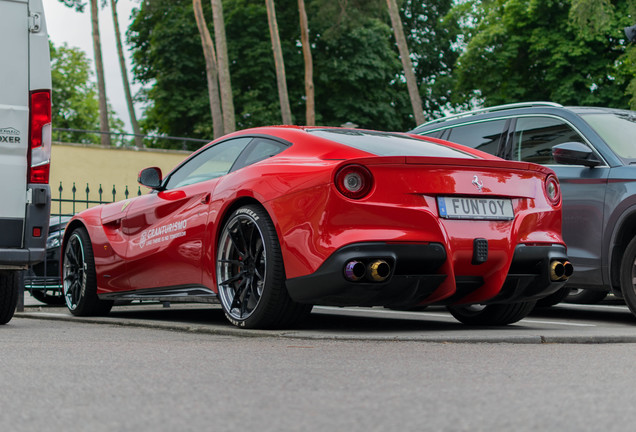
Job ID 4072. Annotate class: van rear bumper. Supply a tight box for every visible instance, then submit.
[0,248,46,269]
[0,184,50,268]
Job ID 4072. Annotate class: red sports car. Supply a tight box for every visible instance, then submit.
[61,127,571,328]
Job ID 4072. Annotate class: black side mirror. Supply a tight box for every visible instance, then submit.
[138,167,163,189]
[552,142,601,167]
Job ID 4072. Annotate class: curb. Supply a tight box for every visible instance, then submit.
[15,308,636,344]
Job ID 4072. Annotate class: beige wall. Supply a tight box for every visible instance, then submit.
[50,142,191,214]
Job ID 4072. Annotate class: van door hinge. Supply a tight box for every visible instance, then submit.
[29,13,42,33]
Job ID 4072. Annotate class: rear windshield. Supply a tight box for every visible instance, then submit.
[582,111,636,162]
[308,129,476,159]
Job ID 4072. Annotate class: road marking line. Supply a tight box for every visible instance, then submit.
[520,319,596,327]
[315,306,597,327]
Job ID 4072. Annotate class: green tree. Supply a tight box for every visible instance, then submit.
[127,0,461,139]
[399,0,463,119]
[50,42,124,145]
[129,0,215,145]
[193,0,224,138]
[569,0,636,109]
[387,0,425,125]
[265,0,292,124]
[298,0,315,125]
[57,0,112,145]
[453,0,633,109]
[211,0,236,133]
[51,42,100,144]
[110,0,143,147]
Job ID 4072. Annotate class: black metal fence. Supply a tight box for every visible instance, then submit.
[51,181,143,218]
[52,127,210,152]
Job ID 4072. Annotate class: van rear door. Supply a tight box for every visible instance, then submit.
[0,0,30,248]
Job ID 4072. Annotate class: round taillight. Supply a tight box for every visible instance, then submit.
[545,175,561,206]
[335,164,373,199]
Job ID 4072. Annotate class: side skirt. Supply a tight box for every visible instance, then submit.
[98,285,219,304]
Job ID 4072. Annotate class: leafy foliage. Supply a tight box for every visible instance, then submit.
[453,0,634,109]
[127,0,461,143]
[128,0,214,144]
[569,0,636,108]
[51,42,124,144]
[399,0,463,118]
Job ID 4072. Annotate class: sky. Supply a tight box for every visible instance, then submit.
[44,0,141,134]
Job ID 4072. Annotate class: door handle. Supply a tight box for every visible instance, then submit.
[201,193,211,204]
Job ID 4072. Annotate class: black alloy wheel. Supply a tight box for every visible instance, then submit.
[216,205,311,329]
[62,227,112,316]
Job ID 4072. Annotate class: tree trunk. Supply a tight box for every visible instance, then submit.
[298,0,314,126]
[90,0,111,146]
[386,0,425,126]
[110,0,143,147]
[265,0,292,125]
[210,0,235,133]
[193,0,224,138]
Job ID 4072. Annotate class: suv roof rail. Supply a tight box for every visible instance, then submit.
[417,101,564,128]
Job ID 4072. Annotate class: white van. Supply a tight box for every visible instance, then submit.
[0,0,51,324]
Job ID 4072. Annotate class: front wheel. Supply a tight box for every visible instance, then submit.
[216,205,311,329]
[62,227,113,316]
[448,301,536,326]
[620,236,636,318]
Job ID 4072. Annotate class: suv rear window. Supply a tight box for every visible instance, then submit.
[445,120,506,155]
[309,129,476,159]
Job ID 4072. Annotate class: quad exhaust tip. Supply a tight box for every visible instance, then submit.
[344,259,391,283]
[550,260,573,281]
[344,260,366,282]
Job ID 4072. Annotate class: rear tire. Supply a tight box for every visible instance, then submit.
[216,205,312,329]
[535,286,570,308]
[62,227,113,316]
[448,301,536,326]
[620,236,636,318]
[0,271,19,324]
[564,288,608,305]
[30,288,65,305]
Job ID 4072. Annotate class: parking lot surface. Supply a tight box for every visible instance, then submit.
[16,294,636,344]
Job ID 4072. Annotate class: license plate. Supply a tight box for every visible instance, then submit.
[437,196,514,220]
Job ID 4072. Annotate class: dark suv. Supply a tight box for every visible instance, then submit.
[412,102,636,315]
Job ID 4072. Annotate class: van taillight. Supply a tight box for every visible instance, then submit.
[28,90,52,184]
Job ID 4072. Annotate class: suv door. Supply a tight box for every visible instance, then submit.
[507,116,609,287]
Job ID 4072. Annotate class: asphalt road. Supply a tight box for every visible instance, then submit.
[14,296,636,344]
[4,301,636,432]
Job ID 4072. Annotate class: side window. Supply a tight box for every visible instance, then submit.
[512,117,585,164]
[421,130,445,139]
[445,120,507,156]
[164,137,251,189]
[233,138,287,171]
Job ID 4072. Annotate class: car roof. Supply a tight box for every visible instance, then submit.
[411,102,636,133]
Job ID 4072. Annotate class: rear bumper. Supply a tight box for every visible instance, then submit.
[484,244,570,304]
[286,242,448,307]
[285,242,570,307]
[0,247,47,269]
[0,184,50,269]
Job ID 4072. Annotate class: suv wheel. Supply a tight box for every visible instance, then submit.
[620,236,636,318]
